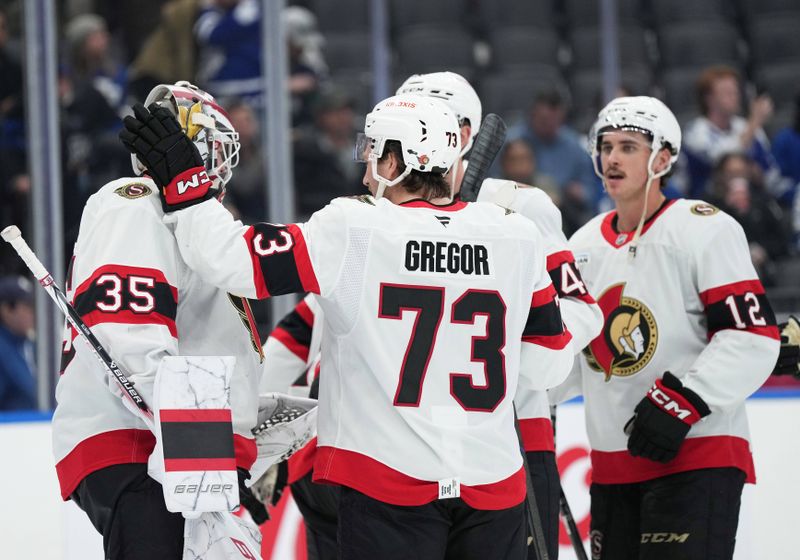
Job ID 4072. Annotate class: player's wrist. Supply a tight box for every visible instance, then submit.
[647,372,710,426]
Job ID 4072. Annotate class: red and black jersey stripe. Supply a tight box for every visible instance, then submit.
[244,223,320,299]
[546,250,596,304]
[72,265,178,337]
[270,298,314,361]
[160,409,236,472]
[700,279,780,340]
[522,283,572,349]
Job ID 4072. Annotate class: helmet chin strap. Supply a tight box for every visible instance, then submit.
[371,158,410,201]
[628,150,668,262]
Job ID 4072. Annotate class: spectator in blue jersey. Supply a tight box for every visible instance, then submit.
[772,92,800,205]
[682,66,783,201]
[195,1,324,124]
[0,275,36,410]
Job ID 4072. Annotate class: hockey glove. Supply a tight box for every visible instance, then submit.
[237,468,270,525]
[772,316,800,378]
[625,371,710,463]
[119,103,214,211]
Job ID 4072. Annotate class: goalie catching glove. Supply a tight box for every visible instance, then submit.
[119,103,214,211]
[625,372,710,463]
[772,316,800,378]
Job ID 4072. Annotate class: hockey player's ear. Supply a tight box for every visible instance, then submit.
[652,148,672,175]
[378,150,401,181]
[459,123,471,152]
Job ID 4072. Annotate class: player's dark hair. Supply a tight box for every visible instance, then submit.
[381,140,450,199]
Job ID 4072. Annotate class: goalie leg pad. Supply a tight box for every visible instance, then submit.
[150,356,239,515]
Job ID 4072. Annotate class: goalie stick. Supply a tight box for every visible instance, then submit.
[458,113,507,202]
[2,225,154,426]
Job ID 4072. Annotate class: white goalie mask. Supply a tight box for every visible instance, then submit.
[588,96,681,181]
[131,81,241,196]
[396,71,482,156]
[354,94,461,199]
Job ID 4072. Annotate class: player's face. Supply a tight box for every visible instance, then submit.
[598,131,654,201]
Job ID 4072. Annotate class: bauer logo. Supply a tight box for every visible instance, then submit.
[174,483,234,494]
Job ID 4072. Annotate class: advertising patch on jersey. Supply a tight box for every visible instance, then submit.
[401,238,494,279]
[575,252,590,265]
[115,183,152,199]
[690,202,719,216]
[584,283,658,380]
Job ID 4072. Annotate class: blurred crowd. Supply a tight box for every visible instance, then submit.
[1,0,799,408]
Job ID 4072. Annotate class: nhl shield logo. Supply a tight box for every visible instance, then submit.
[584,283,658,380]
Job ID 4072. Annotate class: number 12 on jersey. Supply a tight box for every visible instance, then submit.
[378,283,506,412]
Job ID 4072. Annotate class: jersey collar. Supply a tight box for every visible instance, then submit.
[600,198,676,248]
[398,198,468,212]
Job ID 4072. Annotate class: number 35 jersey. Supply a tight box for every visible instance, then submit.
[169,195,574,510]
[52,178,263,500]
[566,198,780,485]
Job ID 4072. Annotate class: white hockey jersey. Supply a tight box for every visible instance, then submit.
[168,195,574,509]
[52,178,264,500]
[563,198,780,485]
[478,181,603,452]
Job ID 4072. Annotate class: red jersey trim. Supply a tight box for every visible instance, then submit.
[286,224,321,294]
[700,279,766,306]
[399,199,468,212]
[546,250,573,271]
[295,299,315,326]
[243,227,269,299]
[518,417,555,452]
[160,409,232,422]
[271,326,310,361]
[164,458,237,472]
[56,430,257,500]
[81,309,178,338]
[590,435,756,485]
[522,328,573,350]
[313,446,526,510]
[599,199,676,248]
[531,283,557,308]
[73,265,178,302]
[287,437,317,484]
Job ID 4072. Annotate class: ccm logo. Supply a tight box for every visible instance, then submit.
[177,170,212,194]
[649,387,693,420]
[641,532,690,544]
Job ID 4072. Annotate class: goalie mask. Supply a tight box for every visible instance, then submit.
[588,96,681,181]
[131,81,240,198]
[354,94,461,200]
[396,71,482,156]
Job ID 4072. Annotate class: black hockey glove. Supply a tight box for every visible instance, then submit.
[625,371,710,463]
[772,316,800,378]
[237,468,270,525]
[119,103,214,212]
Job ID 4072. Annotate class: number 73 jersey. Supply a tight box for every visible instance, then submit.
[567,199,780,485]
[170,195,574,509]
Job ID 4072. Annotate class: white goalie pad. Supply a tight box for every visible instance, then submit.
[248,392,318,483]
[150,356,239,515]
[183,511,263,560]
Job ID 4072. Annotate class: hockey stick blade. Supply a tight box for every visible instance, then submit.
[459,113,507,202]
[2,225,153,424]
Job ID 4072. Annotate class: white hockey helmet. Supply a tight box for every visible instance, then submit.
[588,96,681,180]
[355,94,461,199]
[396,71,481,156]
[131,81,240,195]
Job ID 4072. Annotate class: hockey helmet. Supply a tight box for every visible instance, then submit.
[131,81,240,196]
[355,94,461,198]
[588,96,681,180]
[396,71,482,156]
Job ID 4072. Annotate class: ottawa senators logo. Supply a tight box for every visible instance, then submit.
[114,183,152,199]
[690,202,719,216]
[583,283,658,380]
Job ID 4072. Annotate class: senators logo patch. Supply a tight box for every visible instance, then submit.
[115,183,152,199]
[584,283,658,380]
[690,202,719,216]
